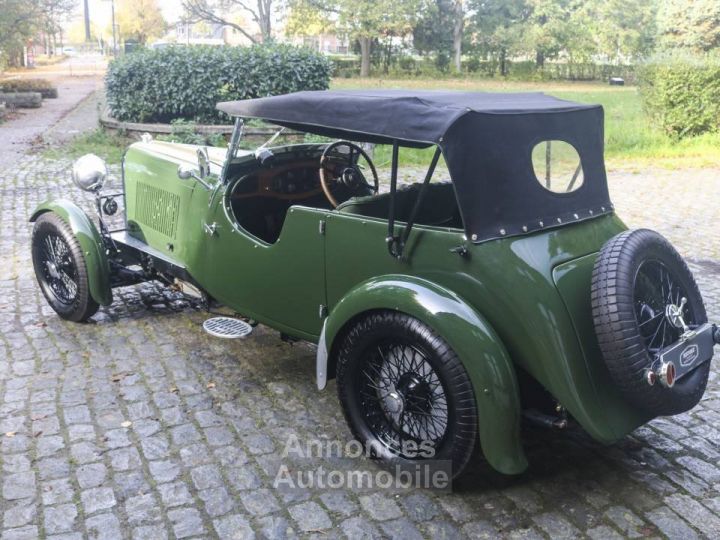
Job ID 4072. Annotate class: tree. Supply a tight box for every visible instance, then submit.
[289,0,421,76]
[451,0,464,72]
[116,0,166,44]
[414,0,465,72]
[67,19,101,44]
[0,0,37,64]
[468,0,529,75]
[521,0,580,68]
[0,0,76,66]
[182,0,277,43]
[413,0,454,57]
[285,0,333,37]
[584,0,657,64]
[657,0,720,53]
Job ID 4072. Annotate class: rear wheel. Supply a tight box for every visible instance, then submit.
[591,229,708,415]
[31,212,99,322]
[336,311,478,479]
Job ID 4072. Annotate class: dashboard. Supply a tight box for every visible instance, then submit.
[230,159,344,201]
[226,148,348,243]
[231,161,323,200]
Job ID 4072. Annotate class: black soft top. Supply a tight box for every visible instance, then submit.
[217,90,613,243]
[217,89,598,146]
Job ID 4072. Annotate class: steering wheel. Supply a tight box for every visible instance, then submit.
[319,141,379,208]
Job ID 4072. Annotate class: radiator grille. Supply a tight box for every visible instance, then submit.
[135,183,180,238]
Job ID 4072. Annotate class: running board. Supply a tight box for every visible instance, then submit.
[110,231,193,282]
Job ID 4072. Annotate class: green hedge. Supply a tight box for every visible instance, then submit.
[106,44,332,123]
[0,78,58,98]
[639,56,720,137]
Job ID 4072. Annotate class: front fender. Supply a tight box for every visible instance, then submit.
[30,199,112,306]
[321,274,528,475]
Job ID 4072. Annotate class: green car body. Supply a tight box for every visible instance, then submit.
[36,90,705,477]
[31,135,652,475]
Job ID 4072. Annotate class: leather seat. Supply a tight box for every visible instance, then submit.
[336,182,460,227]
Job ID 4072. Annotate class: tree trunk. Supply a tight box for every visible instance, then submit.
[257,0,272,42]
[500,49,507,77]
[452,0,463,73]
[0,92,43,108]
[261,17,271,42]
[359,37,371,77]
[83,0,91,41]
[536,50,545,69]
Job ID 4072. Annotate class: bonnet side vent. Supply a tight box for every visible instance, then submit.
[135,183,180,238]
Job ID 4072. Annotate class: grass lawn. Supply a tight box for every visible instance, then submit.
[53,77,718,171]
[44,128,134,165]
[332,78,720,170]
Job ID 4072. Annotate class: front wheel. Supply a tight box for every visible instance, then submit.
[336,311,478,479]
[31,212,99,322]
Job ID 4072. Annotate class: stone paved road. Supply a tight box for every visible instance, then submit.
[1,153,719,540]
[0,76,101,168]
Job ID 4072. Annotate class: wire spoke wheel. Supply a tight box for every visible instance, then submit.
[38,233,79,305]
[31,212,99,322]
[592,229,709,416]
[360,340,449,457]
[634,260,696,357]
[336,312,478,479]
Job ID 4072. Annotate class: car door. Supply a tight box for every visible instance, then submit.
[193,191,328,340]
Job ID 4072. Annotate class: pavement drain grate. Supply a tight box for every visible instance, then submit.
[202,317,253,339]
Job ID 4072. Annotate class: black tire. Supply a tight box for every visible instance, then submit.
[591,229,708,416]
[336,311,478,479]
[31,212,99,322]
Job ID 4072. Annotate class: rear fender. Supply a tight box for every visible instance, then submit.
[30,199,112,306]
[319,274,528,475]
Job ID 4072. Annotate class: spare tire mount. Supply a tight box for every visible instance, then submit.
[591,229,715,416]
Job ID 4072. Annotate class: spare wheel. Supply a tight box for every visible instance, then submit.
[591,229,713,416]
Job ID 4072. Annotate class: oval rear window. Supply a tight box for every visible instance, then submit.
[532,140,584,193]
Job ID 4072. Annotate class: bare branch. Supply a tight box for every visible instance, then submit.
[182,0,260,43]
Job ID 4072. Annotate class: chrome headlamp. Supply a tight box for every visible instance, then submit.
[72,154,108,192]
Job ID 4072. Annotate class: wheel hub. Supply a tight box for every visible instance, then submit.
[46,261,60,280]
[396,373,433,414]
[385,391,404,415]
[665,297,689,331]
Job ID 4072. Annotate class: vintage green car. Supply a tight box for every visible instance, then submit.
[30,90,718,478]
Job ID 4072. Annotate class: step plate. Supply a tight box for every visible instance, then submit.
[203,317,253,339]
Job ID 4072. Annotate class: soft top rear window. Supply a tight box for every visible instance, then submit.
[531,140,584,194]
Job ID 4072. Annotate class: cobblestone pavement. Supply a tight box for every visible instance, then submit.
[1,154,719,540]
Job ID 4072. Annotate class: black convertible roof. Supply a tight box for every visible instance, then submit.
[217,89,599,146]
[218,90,613,244]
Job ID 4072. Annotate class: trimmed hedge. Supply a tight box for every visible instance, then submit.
[106,44,332,123]
[639,56,720,137]
[0,78,58,98]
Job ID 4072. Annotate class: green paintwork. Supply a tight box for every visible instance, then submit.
[30,199,112,306]
[320,209,635,446]
[323,274,527,475]
[123,143,219,264]
[196,205,328,339]
[553,254,653,439]
[39,138,656,474]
